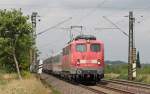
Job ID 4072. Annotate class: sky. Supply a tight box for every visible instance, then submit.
[0,0,150,63]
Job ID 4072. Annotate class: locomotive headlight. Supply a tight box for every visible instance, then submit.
[97,61,101,64]
[77,59,80,65]
[97,59,101,65]
[77,62,80,65]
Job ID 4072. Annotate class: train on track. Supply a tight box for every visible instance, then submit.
[42,35,104,82]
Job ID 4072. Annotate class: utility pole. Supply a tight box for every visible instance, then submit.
[31,12,38,70]
[128,11,137,80]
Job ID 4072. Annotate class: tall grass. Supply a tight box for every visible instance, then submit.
[105,64,150,83]
[0,70,60,94]
[105,64,128,74]
[0,77,51,94]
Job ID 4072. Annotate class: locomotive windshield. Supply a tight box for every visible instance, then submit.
[91,44,100,52]
[76,44,86,52]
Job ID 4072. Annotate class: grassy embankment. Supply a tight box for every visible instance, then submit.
[104,63,150,84]
[0,70,60,94]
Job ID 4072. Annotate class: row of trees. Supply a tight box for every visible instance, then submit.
[0,9,35,79]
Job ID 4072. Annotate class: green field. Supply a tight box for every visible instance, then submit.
[104,62,150,84]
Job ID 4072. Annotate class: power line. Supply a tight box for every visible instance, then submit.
[95,27,119,30]
[77,0,107,24]
[38,36,67,49]
[103,16,129,37]
[36,17,72,36]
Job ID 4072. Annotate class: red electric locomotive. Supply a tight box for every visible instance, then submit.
[61,35,104,82]
[43,35,104,82]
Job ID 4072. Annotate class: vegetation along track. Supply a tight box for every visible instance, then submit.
[102,79,150,90]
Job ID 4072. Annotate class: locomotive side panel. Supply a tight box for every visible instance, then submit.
[62,45,72,73]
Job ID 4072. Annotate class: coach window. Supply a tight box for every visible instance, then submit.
[63,48,66,55]
[68,45,71,54]
[66,47,69,55]
[76,44,86,52]
[91,44,100,52]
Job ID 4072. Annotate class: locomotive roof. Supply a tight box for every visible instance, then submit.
[67,35,103,44]
[75,35,96,40]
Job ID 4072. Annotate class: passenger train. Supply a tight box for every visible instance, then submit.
[42,35,104,82]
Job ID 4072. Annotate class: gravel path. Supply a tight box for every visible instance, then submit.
[40,73,97,94]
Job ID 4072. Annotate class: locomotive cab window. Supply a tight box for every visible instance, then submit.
[76,44,86,52]
[91,44,100,52]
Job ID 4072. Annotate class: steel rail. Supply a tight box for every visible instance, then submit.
[42,73,141,94]
[97,84,135,94]
[111,79,150,86]
[79,84,107,94]
[43,73,107,94]
[102,79,150,90]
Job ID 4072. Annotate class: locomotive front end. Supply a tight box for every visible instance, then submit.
[72,35,104,82]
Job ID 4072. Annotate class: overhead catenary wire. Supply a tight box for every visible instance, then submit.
[36,17,72,36]
[76,0,107,24]
[103,16,129,37]
[95,27,119,30]
[76,0,148,25]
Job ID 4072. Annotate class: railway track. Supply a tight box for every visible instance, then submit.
[42,73,108,94]
[79,84,107,94]
[42,73,150,94]
[102,79,150,90]
[97,84,135,94]
[79,83,136,94]
[80,84,135,94]
[79,79,150,94]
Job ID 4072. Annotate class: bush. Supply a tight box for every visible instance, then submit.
[105,64,128,74]
[0,9,34,73]
[117,74,128,80]
[105,63,150,84]
[21,71,32,78]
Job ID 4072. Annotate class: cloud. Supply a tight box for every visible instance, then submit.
[59,0,105,9]
[0,0,150,63]
[57,0,150,11]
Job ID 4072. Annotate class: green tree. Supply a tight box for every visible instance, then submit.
[0,9,34,79]
[136,51,141,68]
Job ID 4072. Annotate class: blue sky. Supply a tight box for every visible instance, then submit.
[0,0,150,63]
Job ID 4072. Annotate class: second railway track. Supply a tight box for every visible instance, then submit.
[100,79,150,94]
[102,79,150,90]
[97,84,135,94]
